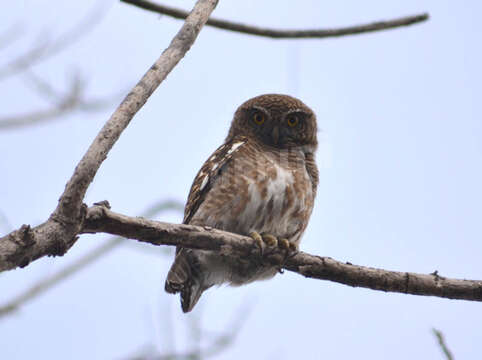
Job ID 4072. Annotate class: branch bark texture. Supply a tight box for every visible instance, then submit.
[122,0,429,39]
[83,205,482,303]
[0,200,182,318]
[0,0,218,272]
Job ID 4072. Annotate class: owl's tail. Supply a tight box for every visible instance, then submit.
[165,249,206,313]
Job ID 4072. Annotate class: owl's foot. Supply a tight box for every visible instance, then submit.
[249,231,276,255]
[249,231,264,254]
[261,234,278,247]
[249,232,298,259]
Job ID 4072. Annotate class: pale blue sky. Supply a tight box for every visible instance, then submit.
[1,1,481,359]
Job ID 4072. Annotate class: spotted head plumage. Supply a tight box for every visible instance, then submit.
[227,94,318,152]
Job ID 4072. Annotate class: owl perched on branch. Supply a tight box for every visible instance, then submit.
[165,94,319,312]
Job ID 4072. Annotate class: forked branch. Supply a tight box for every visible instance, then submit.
[0,0,219,272]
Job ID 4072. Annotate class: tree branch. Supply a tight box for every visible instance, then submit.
[0,0,218,272]
[121,0,429,39]
[82,205,482,302]
[0,200,182,318]
[432,329,454,360]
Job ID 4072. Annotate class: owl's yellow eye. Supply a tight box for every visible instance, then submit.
[253,112,265,125]
[287,115,299,127]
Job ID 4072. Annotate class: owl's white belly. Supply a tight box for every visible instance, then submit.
[240,165,307,240]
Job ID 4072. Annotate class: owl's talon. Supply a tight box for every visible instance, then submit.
[249,231,265,255]
[289,242,299,252]
[261,234,278,247]
[278,238,290,250]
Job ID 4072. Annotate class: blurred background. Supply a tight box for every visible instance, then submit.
[1,0,481,359]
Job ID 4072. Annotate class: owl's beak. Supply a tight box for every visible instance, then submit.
[271,126,280,145]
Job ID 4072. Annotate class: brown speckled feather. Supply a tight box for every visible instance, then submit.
[183,137,248,225]
[165,94,319,313]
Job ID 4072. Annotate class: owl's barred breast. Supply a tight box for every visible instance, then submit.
[191,141,313,240]
[189,140,315,285]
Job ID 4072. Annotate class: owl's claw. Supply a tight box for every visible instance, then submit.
[278,238,290,250]
[249,232,280,256]
[261,234,278,247]
[249,231,265,255]
[288,241,299,252]
[250,232,299,262]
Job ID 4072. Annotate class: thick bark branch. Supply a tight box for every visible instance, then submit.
[83,205,482,302]
[0,200,182,318]
[53,0,218,222]
[0,0,218,272]
[122,0,429,39]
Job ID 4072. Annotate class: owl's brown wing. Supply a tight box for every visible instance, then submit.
[183,137,248,225]
[166,137,248,311]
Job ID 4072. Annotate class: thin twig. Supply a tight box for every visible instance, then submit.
[0,5,107,79]
[0,23,24,51]
[82,205,482,302]
[0,74,84,130]
[0,0,218,272]
[127,302,248,360]
[432,329,454,360]
[22,70,123,112]
[122,0,429,39]
[0,71,121,131]
[0,200,182,318]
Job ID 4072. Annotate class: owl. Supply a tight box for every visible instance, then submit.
[165,94,319,312]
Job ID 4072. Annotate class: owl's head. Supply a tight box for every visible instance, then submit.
[227,94,317,152]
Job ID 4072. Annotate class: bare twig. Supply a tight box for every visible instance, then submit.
[0,0,218,272]
[0,200,182,318]
[0,23,24,51]
[22,70,123,112]
[433,329,454,360]
[81,205,482,302]
[122,0,428,39]
[0,74,84,130]
[0,71,121,131]
[129,334,236,360]
[0,5,107,79]
[128,302,247,360]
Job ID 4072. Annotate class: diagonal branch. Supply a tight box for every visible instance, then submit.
[52,0,218,222]
[82,205,482,303]
[432,329,455,360]
[0,0,218,273]
[122,0,429,39]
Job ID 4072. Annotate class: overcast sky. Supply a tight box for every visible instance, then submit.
[1,1,481,359]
